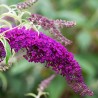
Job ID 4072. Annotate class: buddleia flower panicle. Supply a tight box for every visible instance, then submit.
[17,0,38,10]
[0,27,93,96]
[38,74,56,92]
[29,14,76,46]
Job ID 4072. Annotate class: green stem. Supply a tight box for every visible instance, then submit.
[0,19,12,28]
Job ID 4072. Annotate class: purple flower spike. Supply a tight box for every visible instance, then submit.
[38,74,56,92]
[0,27,93,96]
[29,14,75,46]
[17,0,38,10]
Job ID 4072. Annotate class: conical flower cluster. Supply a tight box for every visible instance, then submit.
[0,27,93,96]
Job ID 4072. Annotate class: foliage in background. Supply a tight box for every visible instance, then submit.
[0,0,98,98]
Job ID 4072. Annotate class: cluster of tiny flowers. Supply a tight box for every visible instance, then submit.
[17,0,38,10]
[0,27,93,96]
[29,14,76,46]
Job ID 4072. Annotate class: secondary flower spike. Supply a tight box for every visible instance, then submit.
[29,14,76,46]
[0,27,93,96]
[17,0,38,10]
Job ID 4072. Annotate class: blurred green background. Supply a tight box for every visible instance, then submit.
[0,0,98,98]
